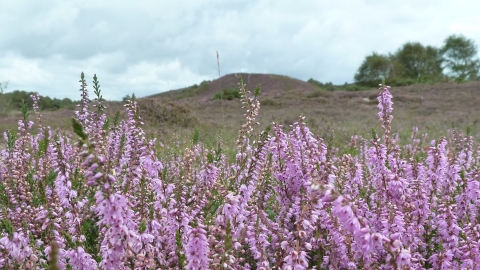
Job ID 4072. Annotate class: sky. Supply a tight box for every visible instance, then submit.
[0,0,479,101]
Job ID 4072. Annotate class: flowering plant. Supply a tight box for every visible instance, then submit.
[0,73,478,269]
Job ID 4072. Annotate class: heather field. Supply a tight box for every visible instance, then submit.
[2,73,480,269]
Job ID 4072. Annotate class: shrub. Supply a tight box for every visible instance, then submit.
[213,87,241,100]
[260,98,278,106]
[136,98,198,128]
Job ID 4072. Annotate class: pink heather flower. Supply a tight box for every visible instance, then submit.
[377,85,393,119]
[222,193,240,221]
[283,249,309,270]
[396,249,412,268]
[64,247,98,270]
[185,224,210,270]
[0,232,33,263]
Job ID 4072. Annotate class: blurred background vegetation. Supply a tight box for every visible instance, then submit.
[351,34,480,87]
[0,82,76,115]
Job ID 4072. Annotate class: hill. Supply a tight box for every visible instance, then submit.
[148,73,322,102]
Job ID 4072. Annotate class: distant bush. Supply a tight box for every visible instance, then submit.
[307,79,338,91]
[307,78,324,88]
[260,98,278,106]
[213,87,241,100]
[136,98,198,128]
[341,84,372,91]
[175,80,211,99]
[307,90,330,98]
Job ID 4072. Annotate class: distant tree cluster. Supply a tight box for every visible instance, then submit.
[213,87,242,100]
[354,34,480,87]
[307,79,337,91]
[0,86,76,112]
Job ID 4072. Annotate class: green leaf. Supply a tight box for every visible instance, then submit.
[71,118,88,141]
[207,153,214,164]
[192,129,199,145]
[20,99,29,121]
[113,111,120,127]
[254,85,261,98]
[0,219,14,237]
[6,129,16,150]
[139,220,147,233]
[103,115,110,131]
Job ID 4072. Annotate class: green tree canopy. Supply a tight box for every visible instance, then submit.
[0,89,77,111]
[441,34,480,81]
[393,42,443,82]
[354,52,393,86]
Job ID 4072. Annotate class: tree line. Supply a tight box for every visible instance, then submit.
[354,34,480,87]
[0,82,76,113]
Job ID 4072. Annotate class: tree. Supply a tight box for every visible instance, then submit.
[122,94,132,103]
[354,53,393,86]
[393,42,443,82]
[441,34,480,81]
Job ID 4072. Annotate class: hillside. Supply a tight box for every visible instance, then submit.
[144,73,480,144]
[149,73,322,102]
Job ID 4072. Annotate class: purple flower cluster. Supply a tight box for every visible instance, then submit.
[1,75,479,269]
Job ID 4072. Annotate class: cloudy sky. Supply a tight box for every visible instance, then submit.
[1,0,479,100]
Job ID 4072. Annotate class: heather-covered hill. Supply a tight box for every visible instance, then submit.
[149,73,321,102]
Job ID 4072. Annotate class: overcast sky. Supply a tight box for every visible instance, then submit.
[1,0,479,100]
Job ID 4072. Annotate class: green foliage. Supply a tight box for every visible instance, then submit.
[122,93,136,103]
[72,118,88,141]
[354,52,393,86]
[81,218,100,258]
[308,79,372,92]
[0,88,75,111]
[393,42,443,83]
[307,78,324,88]
[308,79,337,91]
[0,182,9,208]
[341,83,372,91]
[192,129,200,145]
[175,229,186,268]
[0,219,14,237]
[213,87,241,100]
[254,85,261,98]
[122,94,131,103]
[441,34,480,81]
[20,99,30,121]
[6,129,17,150]
[113,111,121,127]
[151,80,211,100]
[354,34,480,87]
[139,220,147,234]
[137,98,198,128]
[92,74,106,112]
[260,99,279,106]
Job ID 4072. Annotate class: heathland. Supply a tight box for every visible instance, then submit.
[2,71,480,268]
[2,73,480,153]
